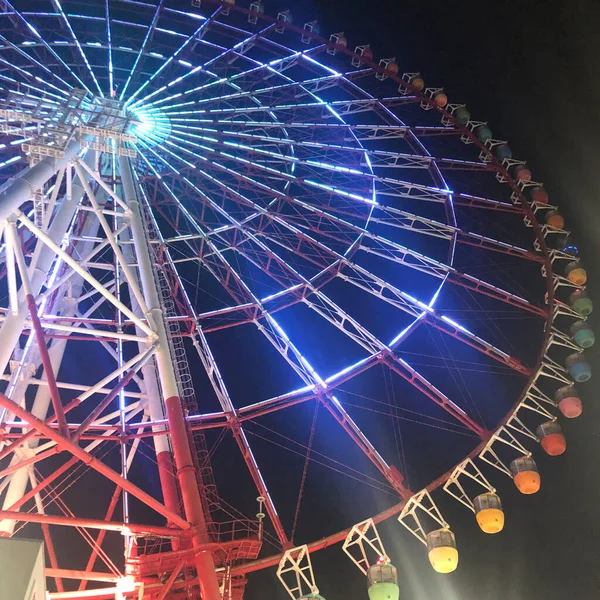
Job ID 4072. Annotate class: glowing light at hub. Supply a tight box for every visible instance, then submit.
[128,105,171,146]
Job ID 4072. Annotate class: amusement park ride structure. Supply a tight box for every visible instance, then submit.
[0,0,592,598]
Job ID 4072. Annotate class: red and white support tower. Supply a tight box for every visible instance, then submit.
[0,92,240,599]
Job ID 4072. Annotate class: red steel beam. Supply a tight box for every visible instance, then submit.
[6,456,79,513]
[0,509,182,536]
[46,569,120,583]
[42,523,64,593]
[156,558,186,600]
[78,485,121,591]
[385,355,487,437]
[0,397,82,461]
[421,313,532,376]
[0,445,60,479]
[36,466,123,579]
[0,393,190,530]
[229,422,290,547]
[27,294,70,438]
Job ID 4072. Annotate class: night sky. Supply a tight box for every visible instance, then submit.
[246,1,600,599]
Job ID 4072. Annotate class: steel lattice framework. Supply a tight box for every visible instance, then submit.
[0,0,588,599]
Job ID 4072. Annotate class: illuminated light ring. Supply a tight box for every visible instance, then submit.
[0,0,558,588]
[127,45,458,413]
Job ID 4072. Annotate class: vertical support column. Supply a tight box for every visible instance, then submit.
[119,226,181,527]
[119,156,221,600]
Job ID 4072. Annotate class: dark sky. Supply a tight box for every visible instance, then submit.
[246,1,600,599]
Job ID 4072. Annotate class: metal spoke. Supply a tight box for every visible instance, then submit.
[105,0,114,96]
[0,0,93,94]
[126,6,223,108]
[169,122,485,170]
[49,0,104,96]
[119,0,165,100]
[159,151,544,316]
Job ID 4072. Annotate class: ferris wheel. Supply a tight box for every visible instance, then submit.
[0,0,592,598]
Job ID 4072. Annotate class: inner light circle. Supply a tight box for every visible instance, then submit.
[128,105,171,146]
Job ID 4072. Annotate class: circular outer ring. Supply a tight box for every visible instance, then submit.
[177,0,555,576]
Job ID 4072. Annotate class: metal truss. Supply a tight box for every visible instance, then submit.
[342,518,388,574]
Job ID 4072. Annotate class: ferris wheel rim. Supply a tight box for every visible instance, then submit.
[135,0,558,546]
[0,0,570,587]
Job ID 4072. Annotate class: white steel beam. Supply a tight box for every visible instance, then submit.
[0,151,90,383]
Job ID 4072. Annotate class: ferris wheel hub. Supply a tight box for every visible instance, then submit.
[127,104,171,146]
